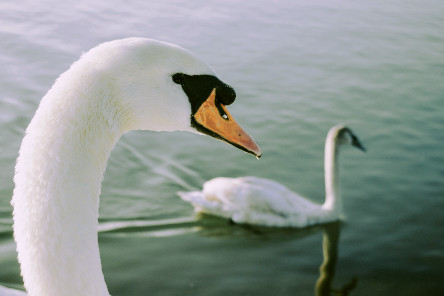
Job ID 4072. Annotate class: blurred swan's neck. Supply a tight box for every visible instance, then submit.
[12,78,125,296]
[323,134,340,212]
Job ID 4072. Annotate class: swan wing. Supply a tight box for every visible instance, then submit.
[235,177,320,213]
[178,190,234,220]
[179,177,322,227]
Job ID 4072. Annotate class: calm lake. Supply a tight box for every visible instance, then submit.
[0,0,443,295]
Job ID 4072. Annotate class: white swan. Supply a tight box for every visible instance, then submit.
[179,125,365,227]
[11,38,261,296]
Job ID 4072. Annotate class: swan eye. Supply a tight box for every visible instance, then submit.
[172,73,185,84]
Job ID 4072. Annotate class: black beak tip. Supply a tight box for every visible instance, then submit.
[356,143,366,152]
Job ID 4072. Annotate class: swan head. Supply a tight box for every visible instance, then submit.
[329,125,366,152]
[78,38,261,157]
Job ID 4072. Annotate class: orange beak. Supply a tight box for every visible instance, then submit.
[193,89,262,158]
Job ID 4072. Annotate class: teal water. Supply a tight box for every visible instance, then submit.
[1,0,443,295]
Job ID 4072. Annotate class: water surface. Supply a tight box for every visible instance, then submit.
[1,0,443,295]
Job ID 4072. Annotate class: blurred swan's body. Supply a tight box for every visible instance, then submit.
[179,125,365,227]
[11,38,260,296]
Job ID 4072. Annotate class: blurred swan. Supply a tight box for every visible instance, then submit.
[11,38,261,296]
[179,125,365,227]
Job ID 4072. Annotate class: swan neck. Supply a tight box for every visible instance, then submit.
[323,135,340,211]
[12,82,124,295]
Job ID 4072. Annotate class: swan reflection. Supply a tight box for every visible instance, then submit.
[188,215,358,295]
[99,216,358,295]
[315,221,357,296]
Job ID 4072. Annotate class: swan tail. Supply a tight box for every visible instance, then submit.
[177,191,203,203]
[178,191,216,211]
[178,190,234,220]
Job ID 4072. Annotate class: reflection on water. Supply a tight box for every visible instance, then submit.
[315,222,357,296]
[100,215,358,295]
[198,218,359,296]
